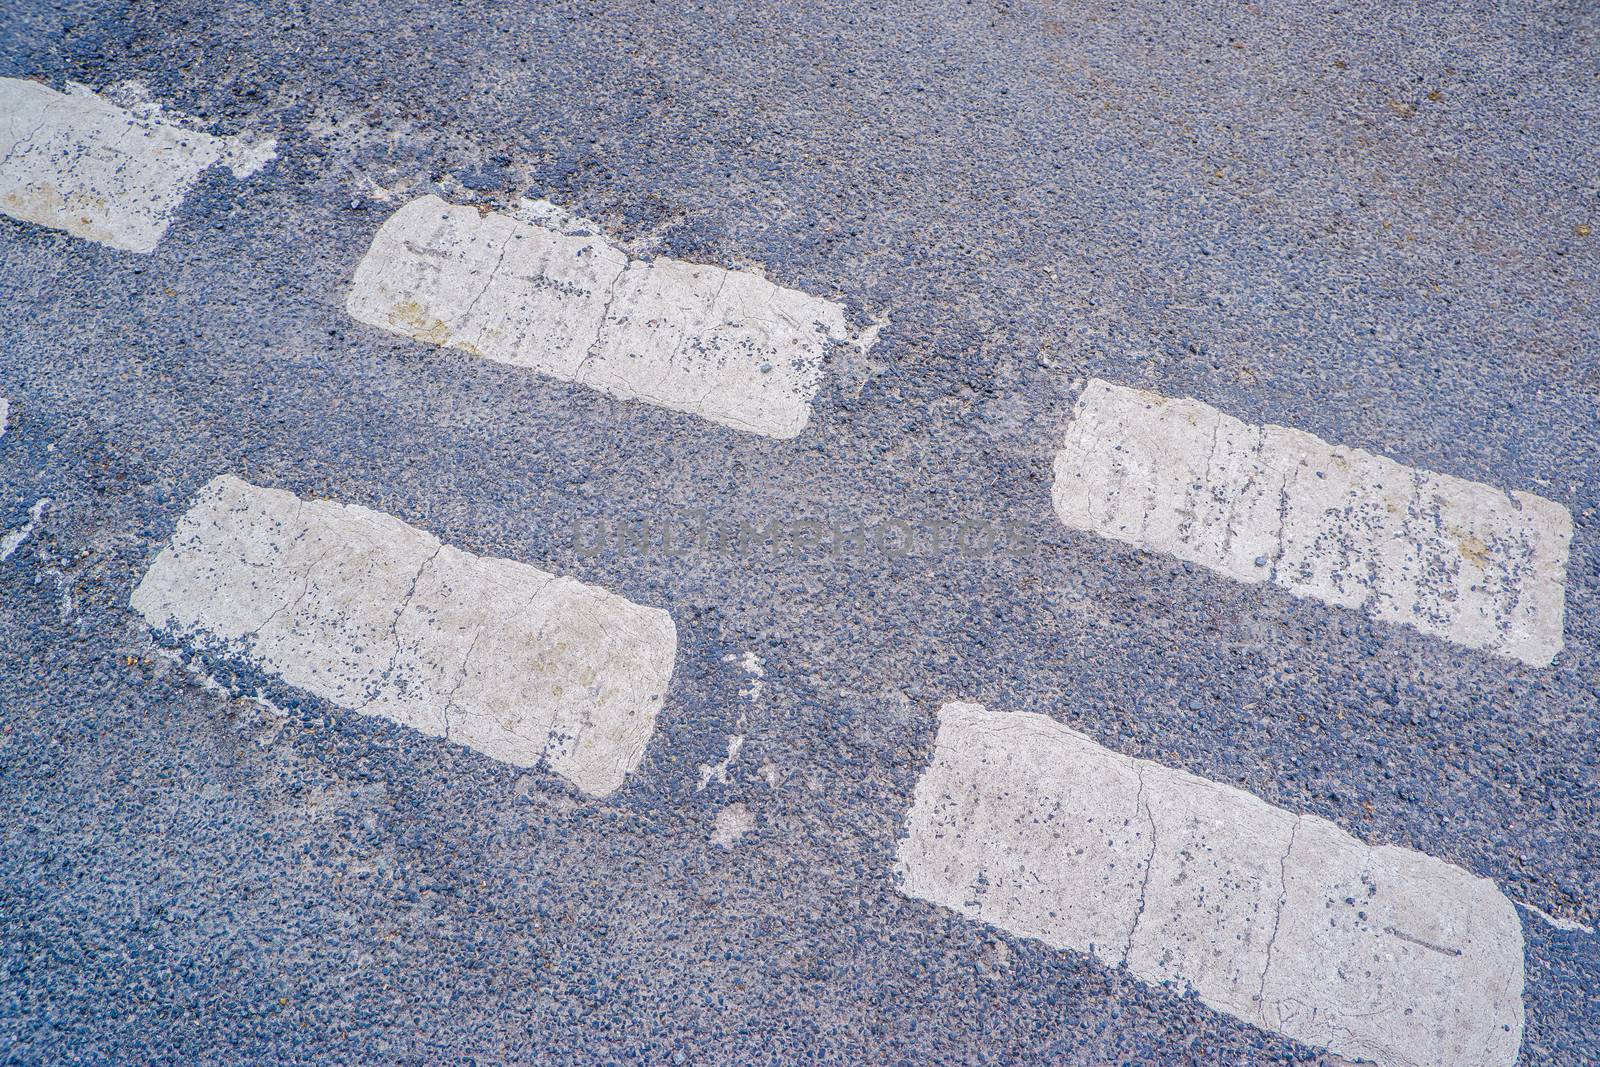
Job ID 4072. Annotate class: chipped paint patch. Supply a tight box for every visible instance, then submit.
[736,650,766,703]
[696,734,745,791]
[697,650,766,790]
[1,498,48,561]
[1513,899,1596,935]
[1052,379,1572,666]
[711,802,754,847]
[0,78,276,253]
[151,646,292,726]
[130,475,676,797]
[895,701,1525,1067]
[346,195,875,438]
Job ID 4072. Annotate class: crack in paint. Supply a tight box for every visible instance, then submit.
[357,541,445,712]
[440,626,482,742]
[457,225,517,330]
[1256,814,1300,1021]
[1121,764,1159,966]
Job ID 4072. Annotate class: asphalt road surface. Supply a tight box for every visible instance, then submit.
[2,1,1597,1063]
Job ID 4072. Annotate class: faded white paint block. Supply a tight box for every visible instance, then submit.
[346,194,866,438]
[131,475,676,797]
[1052,379,1572,666]
[0,78,275,253]
[895,702,1525,1067]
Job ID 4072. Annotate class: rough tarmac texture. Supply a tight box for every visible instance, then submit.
[1,0,1597,1063]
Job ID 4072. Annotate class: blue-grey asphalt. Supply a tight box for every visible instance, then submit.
[1,1,1596,1062]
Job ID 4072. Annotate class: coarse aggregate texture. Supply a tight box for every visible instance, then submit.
[1,0,1596,1063]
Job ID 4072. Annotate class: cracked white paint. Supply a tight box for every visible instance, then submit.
[0,78,276,253]
[1052,379,1572,666]
[130,475,676,797]
[895,702,1525,1067]
[346,194,869,438]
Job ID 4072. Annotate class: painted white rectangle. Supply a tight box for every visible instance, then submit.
[0,78,275,253]
[1052,379,1572,666]
[895,702,1525,1067]
[346,194,860,439]
[131,475,676,797]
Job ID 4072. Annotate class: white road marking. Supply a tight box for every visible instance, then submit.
[346,194,869,438]
[0,398,9,438]
[1052,379,1572,666]
[0,78,275,253]
[895,701,1525,1067]
[131,475,676,797]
